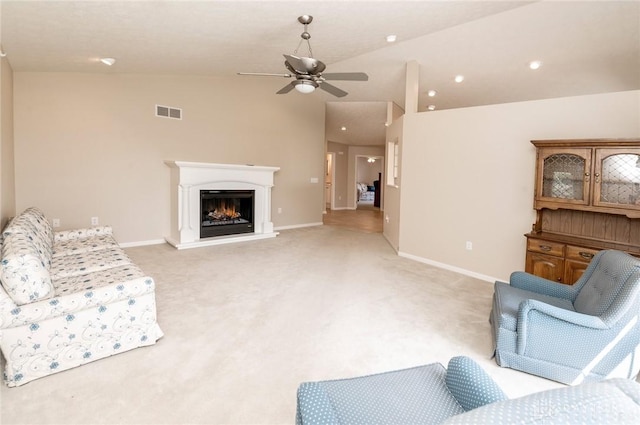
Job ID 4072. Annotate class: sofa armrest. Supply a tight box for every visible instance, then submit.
[296,382,340,425]
[445,356,507,411]
[54,226,113,242]
[509,271,578,300]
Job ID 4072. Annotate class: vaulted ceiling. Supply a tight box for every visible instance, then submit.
[2,1,639,146]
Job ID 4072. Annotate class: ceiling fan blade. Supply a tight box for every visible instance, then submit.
[283,54,326,75]
[322,72,369,81]
[319,82,348,98]
[276,82,295,94]
[237,72,293,78]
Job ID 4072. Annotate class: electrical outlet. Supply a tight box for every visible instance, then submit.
[277,207,282,214]
[466,241,473,250]
[91,217,99,226]
[52,218,61,228]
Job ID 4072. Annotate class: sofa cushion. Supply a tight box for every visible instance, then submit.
[3,212,54,267]
[53,226,117,257]
[0,233,54,305]
[50,248,132,280]
[19,207,55,246]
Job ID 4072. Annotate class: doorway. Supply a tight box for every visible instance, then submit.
[325,152,336,211]
[355,155,384,210]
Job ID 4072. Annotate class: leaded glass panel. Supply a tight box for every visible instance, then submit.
[542,154,584,200]
[599,154,640,205]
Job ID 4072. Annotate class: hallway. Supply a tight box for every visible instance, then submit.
[322,208,383,233]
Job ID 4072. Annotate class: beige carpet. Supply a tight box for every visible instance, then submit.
[0,225,561,424]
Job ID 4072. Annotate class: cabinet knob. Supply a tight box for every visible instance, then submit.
[584,172,590,183]
[595,173,600,183]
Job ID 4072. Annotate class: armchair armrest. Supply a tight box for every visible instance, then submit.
[519,299,608,329]
[509,271,578,300]
[517,299,608,355]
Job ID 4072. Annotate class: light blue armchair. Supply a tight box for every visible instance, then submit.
[491,249,640,385]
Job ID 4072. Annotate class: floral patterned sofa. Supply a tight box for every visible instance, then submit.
[0,207,163,386]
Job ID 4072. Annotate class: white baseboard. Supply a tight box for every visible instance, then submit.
[398,251,498,283]
[119,239,167,248]
[275,222,323,231]
[329,207,350,211]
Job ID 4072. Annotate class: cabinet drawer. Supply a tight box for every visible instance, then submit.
[566,245,599,262]
[527,239,565,257]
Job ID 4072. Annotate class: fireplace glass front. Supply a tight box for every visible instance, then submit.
[200,190,255,238]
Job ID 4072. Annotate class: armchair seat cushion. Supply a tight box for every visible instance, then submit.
[493,281,574,332]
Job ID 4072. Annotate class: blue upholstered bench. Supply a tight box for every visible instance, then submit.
[296,356,640,424]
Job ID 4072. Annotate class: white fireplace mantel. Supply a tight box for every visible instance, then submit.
[165,161,280,249]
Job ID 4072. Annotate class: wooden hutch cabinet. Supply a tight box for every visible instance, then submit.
[525,139,640,284]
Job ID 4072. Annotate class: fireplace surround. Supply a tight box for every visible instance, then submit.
[165,161,280,249]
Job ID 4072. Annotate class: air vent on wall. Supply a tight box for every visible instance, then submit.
[156,105,182,120]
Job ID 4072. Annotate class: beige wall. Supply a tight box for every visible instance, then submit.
[13,72,326,243]
[356,156,382,185]
[382,116,403,251]
[396,90,640,281]
[0,53,16,227]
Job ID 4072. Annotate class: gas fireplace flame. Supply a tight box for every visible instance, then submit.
[206,200,241,221]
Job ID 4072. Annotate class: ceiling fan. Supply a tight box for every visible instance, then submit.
[237,15,368,98]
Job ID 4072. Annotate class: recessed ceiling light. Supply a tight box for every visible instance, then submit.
[386,35,397,43]
[427,89,437,97]
[454,75,464,83]
[427,105,436,111]
[100,57,116,66]
[341,126,347,131]
[529,60,543,70]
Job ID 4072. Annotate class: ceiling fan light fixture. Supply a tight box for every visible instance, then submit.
[294,80,317,94]
[100,57,116,66]
[529,60,543,70]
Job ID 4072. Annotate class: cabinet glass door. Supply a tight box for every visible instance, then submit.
[537,148,591,205]
[593,148,640,211]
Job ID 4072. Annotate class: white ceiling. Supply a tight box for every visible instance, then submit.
[2,1,639,146]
